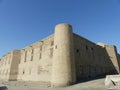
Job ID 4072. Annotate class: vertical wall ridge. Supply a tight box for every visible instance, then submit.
[51,23,76,87]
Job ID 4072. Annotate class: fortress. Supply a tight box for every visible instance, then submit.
[0,23,120,87]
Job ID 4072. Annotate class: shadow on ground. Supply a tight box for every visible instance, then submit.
[77,75,106,84]
[0,86,8,90]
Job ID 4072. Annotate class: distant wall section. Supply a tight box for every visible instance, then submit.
[0,50,20,81]
[18,35,54,83]
[73,34,119,81]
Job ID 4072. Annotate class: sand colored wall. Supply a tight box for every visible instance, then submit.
[105,45,120,73]
[17,35,54,83]
[9,50,21,81]
[118,54,120,60]
[51,24,76,87]
[0,23,120,87]
[0,53,11,81]
[118,54,120,67]
[0,50,20,81]
[73,34,119,81]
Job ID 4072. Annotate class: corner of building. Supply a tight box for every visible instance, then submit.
[104,45,120,74]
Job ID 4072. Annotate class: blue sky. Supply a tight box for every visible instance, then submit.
[0,0,120,58]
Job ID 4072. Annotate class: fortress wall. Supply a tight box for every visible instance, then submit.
[118,54,120,59]
[0,23,119,87]
[118,54,120,62]
[73,34,119,81]
[0,50,20,81]
[0,53,11,81]
[9,50,21,81]
[51,24,76,87]
[18,35,54,83]
[118,54,120,67]
[104,45,120,73]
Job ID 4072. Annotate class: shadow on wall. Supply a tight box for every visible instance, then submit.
[0,86,8,90]
[103,48,118,74]
[117,54,120,70]
[75,45,119,83]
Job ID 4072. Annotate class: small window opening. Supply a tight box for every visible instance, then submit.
[40,41,43,51]
[51,41,54,46]
[31,49,34,61]
[39,53,42,59]
[91,47,94,51]
[23,70,25,75]
[31,56,33,61]
[86,46,88,50]
[40,46,42,51]
[55,45,57,49]
[49,48,53,57]
[76,49,79,53]
[24,51,27,62]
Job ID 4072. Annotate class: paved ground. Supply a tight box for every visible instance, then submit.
[0,78,108,90]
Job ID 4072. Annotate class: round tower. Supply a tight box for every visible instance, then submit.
[51,24,76,87]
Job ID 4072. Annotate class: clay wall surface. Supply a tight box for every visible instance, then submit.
[105,45,120,73]
[118,54,120,61]
[18,35,54,83]
[0,50,20,81]
[0,24,119,87]
[9,50,21,81]
[117,54,120,68]
[73,34,119,81]
[51,24,76,87]
[0,53,12,80]
[119,55,120,60]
